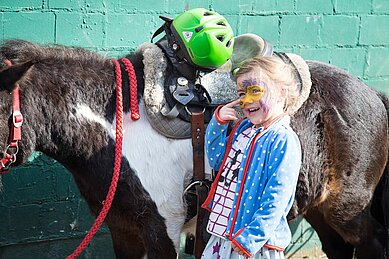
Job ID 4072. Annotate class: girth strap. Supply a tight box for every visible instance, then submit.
[191,112,205,181]
[190,112,208,259]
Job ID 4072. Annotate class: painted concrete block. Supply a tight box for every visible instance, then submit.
[238,15,279,44]
[295,0,333,13]
[373,0,389,13]
[280,15,321,46]
[360,15,389,45]
[3,12,55,43]
[320,15,359,45]
[335,0,372,13]
[106,14,157,47]
[366,47,389,77]
[0,0,42,8]
[56,13,105,47]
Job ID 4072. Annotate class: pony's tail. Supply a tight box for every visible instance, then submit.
[377,92,389,257]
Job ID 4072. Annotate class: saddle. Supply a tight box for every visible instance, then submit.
[138,33,312,140]
[138,42,234,139]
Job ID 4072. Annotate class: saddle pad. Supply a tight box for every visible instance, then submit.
[139,43,192,139]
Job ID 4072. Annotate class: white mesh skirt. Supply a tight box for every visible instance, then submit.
[201,235,285,259]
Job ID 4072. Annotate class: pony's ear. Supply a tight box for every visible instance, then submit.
[0,60,35,92]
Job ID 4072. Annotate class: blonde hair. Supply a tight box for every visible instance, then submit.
[234,56,301,114]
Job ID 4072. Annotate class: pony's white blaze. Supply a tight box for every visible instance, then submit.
[75,102,193,250]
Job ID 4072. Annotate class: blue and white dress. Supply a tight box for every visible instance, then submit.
[202,114,301,259]
[206,126,257,238]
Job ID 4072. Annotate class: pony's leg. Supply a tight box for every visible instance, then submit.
[353,216,387,259]
[107,211,176,259]
[316,200,386,259]
[305,208,354,259]
[140,213,177,259]
[158,199,187,251]
[109,225,146,259]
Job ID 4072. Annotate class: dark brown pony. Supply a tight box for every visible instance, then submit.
[289,61,389,258]
[0,40,387,258]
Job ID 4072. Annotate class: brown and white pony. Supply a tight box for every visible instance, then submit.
[0,39,387,258]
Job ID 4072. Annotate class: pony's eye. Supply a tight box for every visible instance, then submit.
[238,92,245,97]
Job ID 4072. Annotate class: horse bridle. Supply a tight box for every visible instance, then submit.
[0,60,23,174]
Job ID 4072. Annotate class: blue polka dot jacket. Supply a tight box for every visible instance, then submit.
[202,114,302,258]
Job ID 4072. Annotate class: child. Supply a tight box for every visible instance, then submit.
[201,56,302,259]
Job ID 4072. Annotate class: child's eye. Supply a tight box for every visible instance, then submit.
[238,92,245,97]
[252,88,263,94]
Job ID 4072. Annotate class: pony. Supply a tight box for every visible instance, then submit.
[0,39,387,259]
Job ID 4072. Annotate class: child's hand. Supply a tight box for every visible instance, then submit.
[218,99,240,122]
[231,243,247,257]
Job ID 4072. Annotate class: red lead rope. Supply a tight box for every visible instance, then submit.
[121,57,140,120]
[67,58,139,258]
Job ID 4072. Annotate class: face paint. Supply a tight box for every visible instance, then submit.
[236,73,286,127]
[238,78,266,108]
[259,99,270,114]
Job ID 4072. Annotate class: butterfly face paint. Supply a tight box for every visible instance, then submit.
[237,78,266,108]
[236,73,285,127]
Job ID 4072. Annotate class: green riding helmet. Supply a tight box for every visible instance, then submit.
[171,8,234,70]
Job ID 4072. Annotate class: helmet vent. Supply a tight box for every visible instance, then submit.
[226,39,232,47]
[204,11,213,16]
[217,21,226,26]
[195,26,204,32]
[216,35,225,42]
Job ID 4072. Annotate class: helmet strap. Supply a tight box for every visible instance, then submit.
[151,20,172,43]
[156,38,198,80]
[152,17,216,80]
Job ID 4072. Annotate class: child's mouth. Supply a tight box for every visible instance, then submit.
[248,107,260,115]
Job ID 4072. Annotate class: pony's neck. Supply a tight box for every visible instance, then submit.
[22,51,145,167]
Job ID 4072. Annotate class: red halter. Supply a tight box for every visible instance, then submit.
[0,60,23,173]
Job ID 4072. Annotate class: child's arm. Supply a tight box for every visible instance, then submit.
[231,130,302,257]
[205,100,240,169]
[205,107,230,169]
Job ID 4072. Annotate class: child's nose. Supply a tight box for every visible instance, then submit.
[240,96,255,108]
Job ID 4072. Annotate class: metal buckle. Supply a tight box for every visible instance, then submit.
[173,89,194,105]
[182,180,204,198]
[1,148,17,171]
[182,180,211,198]
[12,110,23,128]
[184,106,206,116]
[4,144,19,157]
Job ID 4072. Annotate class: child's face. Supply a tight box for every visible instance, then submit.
[237,72,284,126]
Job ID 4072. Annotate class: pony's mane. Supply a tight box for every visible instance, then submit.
[0,39,109,68]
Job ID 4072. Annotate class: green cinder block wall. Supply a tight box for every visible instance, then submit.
[0,0,388,258]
